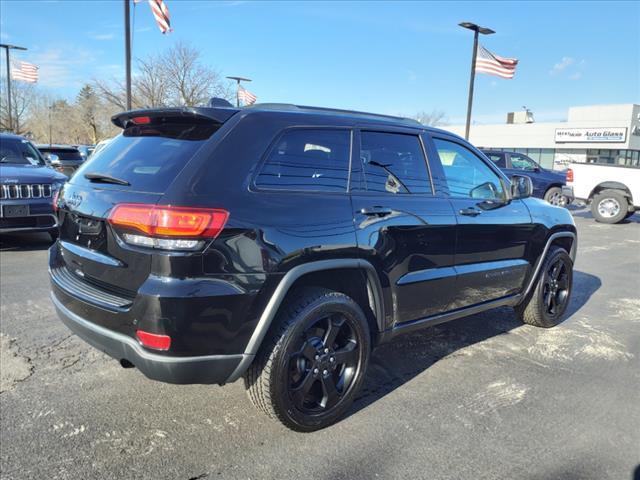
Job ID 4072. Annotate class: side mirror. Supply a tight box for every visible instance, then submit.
[510,174,533,199]
[47,153,61,165]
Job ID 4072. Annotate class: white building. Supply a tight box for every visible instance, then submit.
[444,104,640,170]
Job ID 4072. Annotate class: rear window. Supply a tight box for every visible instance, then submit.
[72,120,220,193]
[255,128,351,192]
[40,149,83,161]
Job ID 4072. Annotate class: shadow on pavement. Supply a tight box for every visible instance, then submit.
[348,270,600,419]
[0,232,54,252]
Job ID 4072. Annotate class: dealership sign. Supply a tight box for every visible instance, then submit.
[555,127,627,143]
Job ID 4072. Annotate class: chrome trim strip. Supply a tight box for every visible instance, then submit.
[397,266,456,285]
[60,241,124,267]
[51,292,245,366]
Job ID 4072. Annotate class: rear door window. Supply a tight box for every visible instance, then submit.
[360,131,431,194]
[484,152,506,168]
[255,128,351,192]
[72,120,220,193]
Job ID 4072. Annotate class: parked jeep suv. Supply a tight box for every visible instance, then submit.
[49,104,577,431]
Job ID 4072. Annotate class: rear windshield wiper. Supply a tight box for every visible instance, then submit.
[84,172,131,186]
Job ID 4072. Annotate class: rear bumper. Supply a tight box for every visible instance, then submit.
[561,186,575,202]
[51,291,249,384]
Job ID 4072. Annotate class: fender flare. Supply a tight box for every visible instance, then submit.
[226,259,385,382]
[517,231,577,305]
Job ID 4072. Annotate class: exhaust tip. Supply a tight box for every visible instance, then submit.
[120,359,135,369]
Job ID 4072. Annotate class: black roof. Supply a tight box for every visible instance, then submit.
[36,144,81,151]
[112,103,424,129]
[0,132,28,141]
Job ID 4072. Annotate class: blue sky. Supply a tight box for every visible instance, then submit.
[1,0,639,124]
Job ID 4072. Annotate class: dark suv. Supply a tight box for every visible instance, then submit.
[37,145,84,177]
[49,104,577,431]
[481,150,570,206]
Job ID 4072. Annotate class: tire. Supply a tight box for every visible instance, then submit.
[516,246,573,328]
[544,186,567,207]
[244,287,371,432]
[591,189,629,224]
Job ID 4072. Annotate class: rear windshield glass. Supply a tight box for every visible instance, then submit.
[0,138,45,166]
[72,120,220,193]
[40,149,83,161]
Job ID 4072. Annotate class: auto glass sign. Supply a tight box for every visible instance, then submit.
[555,127,627,143]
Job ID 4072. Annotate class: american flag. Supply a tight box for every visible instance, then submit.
[238,86,257,106]
[475,44,518,79]
[146,0,172,34]
[11,61,39,83]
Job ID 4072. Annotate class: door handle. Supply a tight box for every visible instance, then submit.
[459,207,482,217]
[360,206,393,217]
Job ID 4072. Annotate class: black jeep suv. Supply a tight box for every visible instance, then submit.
[49,103,577,431]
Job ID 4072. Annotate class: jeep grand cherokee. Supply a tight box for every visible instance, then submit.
[49,103,577,431]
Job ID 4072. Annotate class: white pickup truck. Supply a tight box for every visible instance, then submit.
[563,163,640,223]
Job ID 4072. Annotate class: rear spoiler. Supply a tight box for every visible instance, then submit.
[111,106,240,129]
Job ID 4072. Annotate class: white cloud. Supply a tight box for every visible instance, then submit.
[28,46,97,89]
[550,57,575,75]
[549,57,586,80]
[88,32,115,41]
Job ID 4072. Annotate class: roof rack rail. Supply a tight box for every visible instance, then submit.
[244,103,421,126]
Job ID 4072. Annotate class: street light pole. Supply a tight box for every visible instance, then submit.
[459,22,494,140]
[124,0,132,110]
[226,76,251,107]
[0,43,28,132]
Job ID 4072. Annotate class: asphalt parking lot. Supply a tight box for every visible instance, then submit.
[1,208,639,480]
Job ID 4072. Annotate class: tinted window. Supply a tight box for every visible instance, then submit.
[509,153,538,171]
[72,120,220,193]
[433,138,505,200]
[0,138,45,165]
[360,131,431,194]
[484,152,506,168]
[40,148,83,161]
[255,129,350,192]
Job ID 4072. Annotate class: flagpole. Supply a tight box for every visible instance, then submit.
[1,43,27,133]
[226,76,251,107]
[459,22,494,140]
[124,0,132,110]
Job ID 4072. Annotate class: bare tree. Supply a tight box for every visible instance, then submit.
[163,41,231,106]
[95,41,232,110]
[76,84,101,143]
[414,109,448,127]
[0,81,36,135]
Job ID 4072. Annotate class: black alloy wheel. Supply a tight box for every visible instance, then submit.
[542,257,570,318]
[288,313,360,413]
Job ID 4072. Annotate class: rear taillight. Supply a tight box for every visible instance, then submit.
[136,330,171,351]
[108,203,229,250]
[566,168,574,183]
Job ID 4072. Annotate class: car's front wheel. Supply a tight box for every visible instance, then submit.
[516,246,573,328]
[244,287,371,432]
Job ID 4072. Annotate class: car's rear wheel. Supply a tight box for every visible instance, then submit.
[516,246,573,328]
[544,187,567,207]
[244,287,370,432]
[591,189,629,224]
